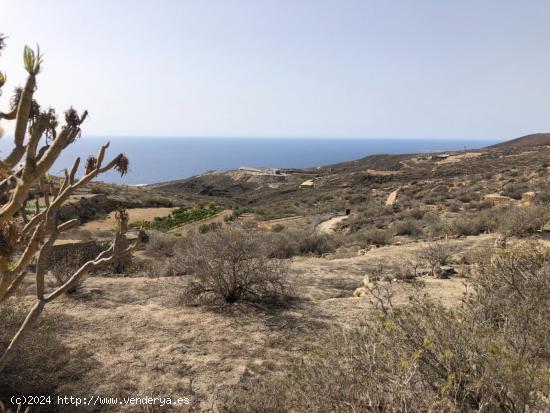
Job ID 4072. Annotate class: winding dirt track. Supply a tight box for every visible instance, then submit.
[385,189,399,206]
[315,215,349,234]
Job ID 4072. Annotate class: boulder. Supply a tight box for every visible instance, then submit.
[435,265,457,279]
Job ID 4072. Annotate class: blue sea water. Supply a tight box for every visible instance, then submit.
[1,137,499,185]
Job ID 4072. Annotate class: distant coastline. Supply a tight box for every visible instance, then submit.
[0,137,500,185]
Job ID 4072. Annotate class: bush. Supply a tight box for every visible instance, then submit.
[0,302,85,403]
[145,230,179,256]
[408,209,425,220]
[262,231,299,259]
[418,241,458,276]
[503,183,528,200]
[354,228,391,246]
[182,228,287,306]
[448,215,489,236]
[131,203,223,231]
[222,242,550,412]
[535,186,550,204]
[392,221,421,237]
[298,234,336,255]
[142,194,174,207]
[498,205,549,236]
[271,223,285,233]
[47,251,88,295]
[447,201,461,212]
[198,222,222,234]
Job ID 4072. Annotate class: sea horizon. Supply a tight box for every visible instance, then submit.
[0,136,500,185]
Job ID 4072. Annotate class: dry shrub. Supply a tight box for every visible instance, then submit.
[497,205,549,237]
[198,222,222,234]
[183,228,287,306]
[0,220,21,259]
[408,208,426,220]
[391,220,422,237]
[298,233,336,255]
[353,228,391,246]
[535,186,550,204]
[363,259,417,283]
[0,401,29,412]
[418,241,458,276]
[222,242,550,412]
[446,205,549,237]
[47,251,87,295]
[262,230,300,259]
[260,230,336,258]
[502,183,528,200]
[0,301,84,404]
[270,223,285,233]
[144,230,179,256]
[143,259,176,278]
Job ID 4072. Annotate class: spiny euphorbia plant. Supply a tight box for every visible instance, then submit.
[0,35,144,372]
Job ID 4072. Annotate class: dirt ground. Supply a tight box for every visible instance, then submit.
[10,234,496,411]
[315,215,349,234]
[437,152,483,164]
[385,188,400,205]
[80,208,176,232]
[169,210,233,236]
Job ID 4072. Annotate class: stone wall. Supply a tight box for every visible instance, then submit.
[46,240,106,269]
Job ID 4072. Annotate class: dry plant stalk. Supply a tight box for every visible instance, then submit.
[0,38,143,372]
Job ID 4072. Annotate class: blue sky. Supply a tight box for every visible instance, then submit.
[1,0,550,139]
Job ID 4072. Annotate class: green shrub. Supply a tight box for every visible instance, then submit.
[131,203,223,231]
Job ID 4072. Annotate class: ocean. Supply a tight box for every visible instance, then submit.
[1,137,499,185]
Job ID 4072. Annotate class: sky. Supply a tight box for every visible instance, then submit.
[1,0,550,139]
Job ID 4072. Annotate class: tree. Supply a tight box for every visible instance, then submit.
[0,36,144,372]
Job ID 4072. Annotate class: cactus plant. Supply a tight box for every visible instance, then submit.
[0,35,145,372]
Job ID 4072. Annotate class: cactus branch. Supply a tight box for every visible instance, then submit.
[0,40,142,374]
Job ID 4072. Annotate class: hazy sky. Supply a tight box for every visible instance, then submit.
[1,0,550,139]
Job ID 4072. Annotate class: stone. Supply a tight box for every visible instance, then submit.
[435,265,457,278]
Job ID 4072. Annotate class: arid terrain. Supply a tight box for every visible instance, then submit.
[2,139,550,412]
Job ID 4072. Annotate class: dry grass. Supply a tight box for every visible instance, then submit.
[80,207,176,232]
[1,233,487,411]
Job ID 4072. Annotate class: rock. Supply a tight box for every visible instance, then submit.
[435,265,457,278]
[494,234,507,248]
[353,287,368,298]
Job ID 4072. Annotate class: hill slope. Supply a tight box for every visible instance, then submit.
[488,133,550,149]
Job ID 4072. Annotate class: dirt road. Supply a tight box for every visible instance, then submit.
[315,215,349,234]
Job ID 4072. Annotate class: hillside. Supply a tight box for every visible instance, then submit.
[488,133,550,149]
[4,143,550,411]
[55,144,550,225]
[148,145,550,220]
